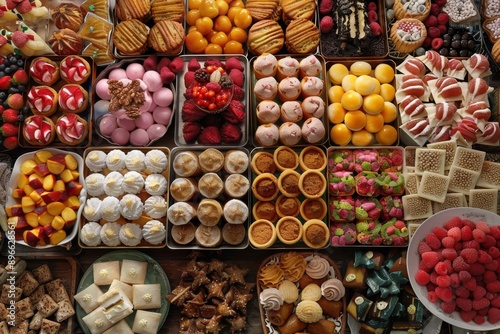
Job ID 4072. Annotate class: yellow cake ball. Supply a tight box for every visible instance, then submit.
[341,74,357,92]
[341,90,363,111]
[362,94,385,115]
[350,61,371,76]
[374,64,395,84]
[331,123,352,146]
[380,102,398,123]
[354,75,376,96]
[351,129,374,146]
[364,114,385,133]
[379,83,395,101]
[328,86,344,104]
[328,103,346,124]
[344,110,367,131]
[373,79,381,95]
[329,64,349,85]
[376,124,398,145]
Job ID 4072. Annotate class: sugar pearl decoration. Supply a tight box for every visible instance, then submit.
[443,0,477,23]
[486,18,500,39]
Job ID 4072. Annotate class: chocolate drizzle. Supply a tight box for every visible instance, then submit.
[335,0,370,50]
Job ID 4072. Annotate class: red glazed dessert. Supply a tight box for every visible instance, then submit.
[191,67,234,113]
[58,84,88,113]
[56,113,89,145]
[60,55,91,84]
[27,86,58,117]
[23,115,56,146]
[29,57,60,86]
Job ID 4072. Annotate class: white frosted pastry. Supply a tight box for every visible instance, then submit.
[119,194,143,220]
[83,198,102,222]
[167,202,196,225]
[103,320,134,334]
[142,220,166,245]
[120,259,147,284]
[224,174,249,198]
[198,173,224,198]
[104,171,124,197]
[80,222,102,247]
[144,174,168,196]
[223,199,248,225]
[98,288,134,324]
[82,307,112,334]
[173,151,200,177]
[85,173,106,197]
[85,150,107,172]
[125,150,146,171]
[74,283,103,314]
[100,222,121,246]
[106,149,126,171]
[109,280,133,302]
[143,196,167,219]
[122,171,145,194]
[132,284,161,310]
[169,178,197,202]
[145,149,168,173]
[93,261,120,286]
[100,197,121,221]
[224,150,249,174]
[119,223,143,246]
[132,310,162,334]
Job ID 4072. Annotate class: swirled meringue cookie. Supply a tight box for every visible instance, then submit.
[167,202,196,225]
[85,150,107,172]
[122,171,145,194]
[104,171,124,197]
[259,288,284,311]
[142,220,166,245]
[80,222,102,246]
[145,174,168,196]
[321,278,345,301]
[100,222,121,246]
[143,196,167,219]
[223,199,248,225]
[85,173,105,197]
[305,256,331,279]
[125,150,146,171]
[119,223,143,246]
[100,196,121,221]
[83,198,103,221]
[119,194,143,220]
[145,149,168,173]
[106,149,126,171]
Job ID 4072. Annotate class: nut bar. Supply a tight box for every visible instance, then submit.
[402,194,433,220]
[414,148,446,175]
[468,189,498,213]
[452,146,486,173]
[427,140,457,170]
[417,171,450,203]
[477,161,500,189]
[447,165,480,195]
[432,193,467,213]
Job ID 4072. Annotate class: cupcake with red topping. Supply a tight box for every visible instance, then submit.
[59,84,88,113]
[355,172,380,197]
[356,220,383,245]
[60,55,91,84]
[56,113,89,145]
[354,149,379,173]
[28,86,58,117]
[29,57,59,86]
[378,148,404,172]
[23,115,56,146]
[381,218,408,246]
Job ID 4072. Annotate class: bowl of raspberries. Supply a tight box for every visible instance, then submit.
[408,207,500,330]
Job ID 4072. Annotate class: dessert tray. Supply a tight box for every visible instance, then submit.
[257,252,347,334]
[75,250,171,334]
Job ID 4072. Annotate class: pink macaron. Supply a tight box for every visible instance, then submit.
[117,118,136,131]
[147,124,167,141]
[134,112,154,130]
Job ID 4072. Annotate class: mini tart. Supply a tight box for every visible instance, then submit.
[274,146,299,172]
[299,146,327,172]
[56,113,88,145]
[299,169,326,199]
[251,152,277,175]
[249,219,277,249]
[393,0,431,21]
[300,198,327,221]
[302,219,330,249]
[277,169,301,197]
[390,19,427,54]
[58,84,89,113]
[60,56,91,84]
[285,19,320,54]
[23,115,56,146]
[253,200,278,222]
[30,57,60,86]
[27,86,58,116]
[275,195,301,217]
[247,19,285,55]
[276,216,302,245]
[252,173,279,201]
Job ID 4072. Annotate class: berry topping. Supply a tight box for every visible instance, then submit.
[56,113,86,142]
[24,115,53,144]
[59,85,86,111]
[60,56,89,83]
[30,59,57,84]
[28,87,56,113]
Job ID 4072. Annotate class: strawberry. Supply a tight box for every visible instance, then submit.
[5,0,16,10]
[2,108,18,123]
[16,0,32,14]
[0,123,17,136]
[11,69,28,85]
[2,136,17,150]
[0,76,11,91]
[11,31,31,47]
[7,93,23,110]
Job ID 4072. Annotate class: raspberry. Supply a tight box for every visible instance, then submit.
[320,16,334,34]
[437,24,447,35]
[423,37,432,48]
[444,259,453,274]
[460,310,477,322]
[422,251,440,269]
[442,248,458,260]
[418,241,432,255]
[462,219,475,229]
[462,249,479,264]
[435,286,453,302]
[470,263,486,276]
[427,282,437,292]
[457,297,473,311]
[483,235,497,248]
[428,27,441,39]
[319,0,333,14]
[454,242,463,252]
[367,2,377,10]
[441,301,456,314]
[436,275,452,287]
[447,226,462,241]
[435,261,448,275]
[437,12,449,25]
[426,233,442,250]
[473,229,487,243]
[445,216,463,230]
[425,14,439,27]
[474,315,486,324]
[369,22,382,36]
[488,307,500,323]
[450,273,460,287]
[490,226,500,239]
[478,307,489,316]
[459,270,472,282]
[473,286,487,300]
[430,3,441,16]
[463,277,477,291]
[453,256,471,272]
[455,286,471,298]
[476,221,491,234]
[430,271,439,285]
[415,269,430,285]
[462,226,474,241]
[485,260,499,271]
[367,10,378,23]
[437,249,444,261]
[486,292,495,300]
[463,240,480,250]
[491,296,500,308]
[419,261,430,271]
[433,226,448,240]
[473,298,490,310]
[442,236,455,248]
[487,281,500,293]
[478,250,493,264]
[431,38,443,50]
[435,0,446,6]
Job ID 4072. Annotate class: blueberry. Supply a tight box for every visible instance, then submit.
[451,40,461,49]
[16,59,23,67]
[0,64,5,71]
[3,60,10,67]
[17,115,24,122]
[443,39,450,47]
[453,34,461,41]
[468,40,475,50]
[0,92,7,100]
[4,67,11,75]
[9,64,18,72]
[439,48,449,56]
[2,101,9,109]
[8,56,16,64]
[448,28,456,35]
[7,87,17,94]
[459,49,468,57]
[0,72,5,78]
[16,85,24,93]
[21,105,30,114]
[461,39,468,48]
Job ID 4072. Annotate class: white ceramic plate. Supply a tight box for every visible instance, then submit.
[407,207,500,331]
[7,148,85,248]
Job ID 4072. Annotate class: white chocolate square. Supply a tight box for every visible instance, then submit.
[74,283,103,314]
[103,320,134,334]
[477,161,500,189]
[427,140,457,170]
[119,260,147,285]
[82,307,113,334]
[405,173,419,195]
[418,171,450,203]
[132,284,162,310]
[453,147,485,173]
[433,193,467,213]
[469,189,498,213]
[447,166,480,195]
[93,261,120,286]
[132,310,162,334]
[415,148,446,175]
[109,280,133,303]
[97,289,133,324]
[402,195,433,220]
